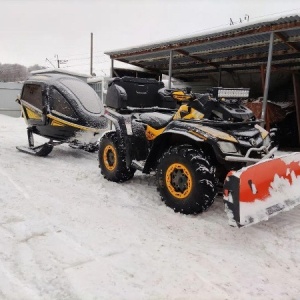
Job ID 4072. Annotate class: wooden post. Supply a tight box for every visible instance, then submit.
[262,32,274,124]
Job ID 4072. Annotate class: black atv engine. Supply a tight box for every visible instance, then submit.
[191,87,255,122]
[210,101,255,122]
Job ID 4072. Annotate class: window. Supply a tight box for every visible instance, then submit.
[51,88,77,119]
[60,78,103,114]
[21,84,43,110]
[89,82,102,100]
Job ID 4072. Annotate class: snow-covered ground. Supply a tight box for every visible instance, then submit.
[0,114,300,300]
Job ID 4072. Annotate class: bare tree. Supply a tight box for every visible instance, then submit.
[0,63,46,82]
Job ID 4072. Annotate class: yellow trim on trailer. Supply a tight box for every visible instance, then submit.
[51,119,65,127]
[47,114,100,132]
[25,108,41,120]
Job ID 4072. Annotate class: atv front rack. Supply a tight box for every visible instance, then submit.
[225,146,278,164]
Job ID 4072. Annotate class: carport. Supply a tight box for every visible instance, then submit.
[105,15,300,146]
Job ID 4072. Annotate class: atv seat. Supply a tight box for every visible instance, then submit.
[139,112,173,129]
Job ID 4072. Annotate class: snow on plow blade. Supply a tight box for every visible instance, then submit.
[223,153,300,227]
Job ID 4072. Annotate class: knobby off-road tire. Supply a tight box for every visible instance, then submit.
[156,145,217,214]
[99,132,136,182]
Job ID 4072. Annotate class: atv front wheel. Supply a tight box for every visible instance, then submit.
[99,132,136,182]
[157,145,216,214]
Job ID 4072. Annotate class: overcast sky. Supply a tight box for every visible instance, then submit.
[1,0,299,76]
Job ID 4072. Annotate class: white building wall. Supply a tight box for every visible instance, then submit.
[0,82,23,117]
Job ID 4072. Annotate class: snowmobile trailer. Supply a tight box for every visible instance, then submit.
[17,73,107,156]
[98,76,300,227]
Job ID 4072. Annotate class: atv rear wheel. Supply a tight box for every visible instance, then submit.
[99,132,136,182]
[157,145,216,214]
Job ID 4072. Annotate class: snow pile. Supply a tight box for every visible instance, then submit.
[0,114,300,299]
[237,153,300,226]
[240,171,300,226]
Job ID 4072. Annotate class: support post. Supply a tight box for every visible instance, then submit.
[110,59,114,77]
[90,32,93,76]
[168,50,173,89]
[55,54,60,68]
[261,32,274,123]
[293,73,300,145]
[218,67,222,86]
[260,65,265,94]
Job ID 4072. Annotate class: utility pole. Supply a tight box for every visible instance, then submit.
[55,54,60,68]
[55,54,68,68]
[90,32,94,76]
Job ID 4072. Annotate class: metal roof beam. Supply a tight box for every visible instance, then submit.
[170,65,300,79]
[168,58,300,75]
[275,32,300,52]
[174,49,219,69]
[205,49,298,65]
[116,58,162,74]
[142,49,298,70]
[187,36,300,56]
[220,57,300,68]
[189,39,276,56]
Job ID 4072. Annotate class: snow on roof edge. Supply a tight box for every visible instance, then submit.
[105,13,300,56]
[31,68,92,78]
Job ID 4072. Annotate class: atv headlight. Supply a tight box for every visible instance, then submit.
[213,87,250,99]
[218,141,238,153]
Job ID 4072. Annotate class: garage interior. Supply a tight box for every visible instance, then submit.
[105,15,300,148]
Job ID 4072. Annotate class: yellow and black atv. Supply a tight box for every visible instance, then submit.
[17,73,107,156]
[99,76,300,227]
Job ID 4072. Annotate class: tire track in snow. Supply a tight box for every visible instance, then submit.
[100,172,162,211]
[0,168,30,200]
[0,167,98,299]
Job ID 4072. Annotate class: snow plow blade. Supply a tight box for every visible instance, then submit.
[223,153,300,227]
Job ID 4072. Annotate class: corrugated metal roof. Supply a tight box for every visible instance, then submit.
[105,15,300,81]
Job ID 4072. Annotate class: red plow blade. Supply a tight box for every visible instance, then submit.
[223,152,300,227]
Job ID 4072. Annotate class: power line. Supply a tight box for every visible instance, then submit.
[60,54,109,62]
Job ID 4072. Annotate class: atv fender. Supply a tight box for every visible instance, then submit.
[143,130,206,173]
[104,108,133,168]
